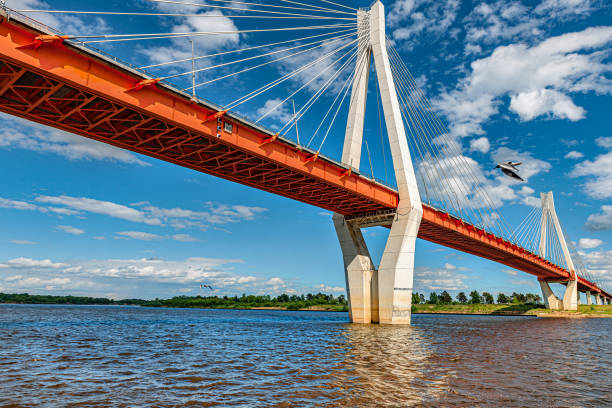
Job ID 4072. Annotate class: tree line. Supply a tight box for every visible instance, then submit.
[412,290,543,305]
[0,292,347,310]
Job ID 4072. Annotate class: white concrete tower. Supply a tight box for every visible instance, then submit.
[537,192,578,311]
[333,1,422,324]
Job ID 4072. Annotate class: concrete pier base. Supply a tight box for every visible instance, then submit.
[333,214,377,324]
[595,294,602,305]
[586,291,592,305]
[539,280,578,310]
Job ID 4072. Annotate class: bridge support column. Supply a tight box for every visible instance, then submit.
[562,279,578,311]
[539,280,562,310]
[333,214,378,323]
[595,293,601,305]
[586,291,592,305]
[577,293,581,305]
[370,1,422,325]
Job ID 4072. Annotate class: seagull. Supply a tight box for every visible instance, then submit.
[495,161,524,181]
[200,284,213,291]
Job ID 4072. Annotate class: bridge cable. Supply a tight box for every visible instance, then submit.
[144,0,355,15]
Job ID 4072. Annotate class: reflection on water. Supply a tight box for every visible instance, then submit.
[0,305,610,407]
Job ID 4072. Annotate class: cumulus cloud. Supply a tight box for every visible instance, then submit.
[0,114,148,166]
[116,231,164,241]
[56,225,85,236]
[579,238,603,249]
[564,151,584,159]
[469,136,490,153]
[570,148,612,199]
[387,0,460,47]
[436,26,612,138]
[0,256,308,298]
[584,206,612,231]
[414,263,469,291]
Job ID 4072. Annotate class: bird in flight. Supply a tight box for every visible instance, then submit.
[495,161,524,181]
[200,284,213,291]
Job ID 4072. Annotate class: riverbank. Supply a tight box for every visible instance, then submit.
[412,303,612,317]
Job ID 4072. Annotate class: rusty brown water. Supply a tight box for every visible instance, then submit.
[1,305,610,407]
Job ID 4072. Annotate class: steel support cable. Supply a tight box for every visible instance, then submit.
[517,206,540,251]
[160,31,356,81]
[373,67,389,185]
[390,59,473,223]
[145,0,355,16]
[387,43,513,239]
[526,209,543,254]
[391,66,454,213]
[386,43,509,234]
[16,9,357,20]
[388,47,509,236]
[391,74,439,208]
[256,43,358,124]
[316,0,357,11]
[392,63,469,219]
[141,28,355,69]
[315,54,363,153]
[225,37,358,109]
[514,207,540,251]
[139,0,355,18]
[388,49,488,227]
[187,35,358,92]
[305,39,369,148]
[276,42,363,136]
[510,206,537,242]
[74,24,358,43]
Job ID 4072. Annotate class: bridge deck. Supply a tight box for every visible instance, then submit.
[0,12,608,299]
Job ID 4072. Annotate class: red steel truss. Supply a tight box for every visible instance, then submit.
[0,14,608,300]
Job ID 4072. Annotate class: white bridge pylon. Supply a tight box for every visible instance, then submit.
[537,192,579,311]
[333,1,422,325]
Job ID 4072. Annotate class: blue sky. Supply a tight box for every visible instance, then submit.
[0,0,610,300]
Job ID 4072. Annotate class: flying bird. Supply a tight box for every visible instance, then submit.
[200,284,213,291]
[495,161,524,181]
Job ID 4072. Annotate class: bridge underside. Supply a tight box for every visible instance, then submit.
[0,14,609,302]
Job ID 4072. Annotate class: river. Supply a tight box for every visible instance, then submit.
[0,305,610,407]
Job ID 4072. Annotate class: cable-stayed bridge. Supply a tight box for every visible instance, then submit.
[0,0,609,324]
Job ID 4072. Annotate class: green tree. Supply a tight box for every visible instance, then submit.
[412,292,421,304]
[419,293,426,304]
[497,293,509,304]
[428,292,438,304]
[457,292,467,304]
[511,292,526,304]
[439,291,452,304]
[469,290,481,304]
[482,292,494,304]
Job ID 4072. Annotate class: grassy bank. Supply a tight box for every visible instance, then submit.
[412,303,612,317]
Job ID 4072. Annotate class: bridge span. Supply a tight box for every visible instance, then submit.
[0,5,609,323]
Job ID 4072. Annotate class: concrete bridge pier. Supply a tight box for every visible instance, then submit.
[586,291,592,305]
[595,293,602,305]
[333,1,422,325]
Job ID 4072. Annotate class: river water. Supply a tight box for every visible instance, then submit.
[0,305,610,407]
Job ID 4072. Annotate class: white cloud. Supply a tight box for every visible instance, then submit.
[436,26,612,137]
[570,150,612,199]
[9,240,37,245]
[579,249,612,288]
[36,195,163,225]
[0,114,148,166]
[509,89,585,121]
[584,206,612,231]
[56,225,85,236]
[116,231,164,241]
[596,136,612,149]
[579,238,603,249]
[7,257,68,269]
[388,0,460,47]
[256,98,294,124]
[564,151,584,159]
[172,234,199,242]
[414,263,469,291]
[469,136,490,153]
